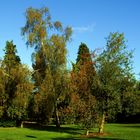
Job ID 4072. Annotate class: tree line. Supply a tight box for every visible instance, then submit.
[0,7,140,135]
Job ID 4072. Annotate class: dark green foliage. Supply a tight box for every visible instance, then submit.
[3,41,21,68]
[0,71,5,117]
[0,120,16,127]
[1,41,21,119]
[0,41,34,125]
[76,43,92,65]
[116,79,140,123]
[6,65,34,121]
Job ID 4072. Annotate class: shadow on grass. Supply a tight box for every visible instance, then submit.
[25,124,123,140]
[24,123,124,140]
[124,126,140,129]
[26,135,37,139]
[118,124,140,129]
[25,124,82,135]
[51,137,124,140]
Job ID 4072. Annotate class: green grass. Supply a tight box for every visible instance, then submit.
[0,124,140,140]
[103,123,140,140]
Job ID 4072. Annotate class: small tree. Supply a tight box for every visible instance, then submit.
[94,32,133,133]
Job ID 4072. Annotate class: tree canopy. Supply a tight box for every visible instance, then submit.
[0,6,139,136]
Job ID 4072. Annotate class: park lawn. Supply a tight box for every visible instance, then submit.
[0,124,140,140]
[103,123,140,140]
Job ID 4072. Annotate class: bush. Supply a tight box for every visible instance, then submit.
[0,120,16,127]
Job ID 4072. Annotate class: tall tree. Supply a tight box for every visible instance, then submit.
[21,7,72,127]
[1,41,33,126]
[94,32,134,133]
[72,43,95,98]
[70,64,97,135]
[70,43,96,135]
[2,41,21,118]
[0,60,5,118]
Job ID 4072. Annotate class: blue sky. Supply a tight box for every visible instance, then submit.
[0,0,140,78]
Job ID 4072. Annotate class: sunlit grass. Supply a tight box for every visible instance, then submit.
[0,123,140,140]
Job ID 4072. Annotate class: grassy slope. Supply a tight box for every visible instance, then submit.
[0,124,140,140]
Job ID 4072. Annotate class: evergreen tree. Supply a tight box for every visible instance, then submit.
[1,41,33,126]
[3,41,21,68]
[2,41,21,118]
[76,43,92,66]
[0,60,5,118]
[70,43,96,135]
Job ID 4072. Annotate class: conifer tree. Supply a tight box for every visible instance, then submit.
[70,43,96,135]
[1,41,33,126]
[2,41,21,118]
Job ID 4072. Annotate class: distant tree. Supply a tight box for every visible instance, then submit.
[21,7,72,127]
[116,79,140,123]
[93,32,134,133]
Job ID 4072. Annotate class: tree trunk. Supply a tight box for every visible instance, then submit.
[55,107,60,128]
[21,121,23,128]
[86,129,89,136]
[98,112,105,133]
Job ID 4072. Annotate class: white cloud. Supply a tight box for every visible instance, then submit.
[72,23,96,33]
